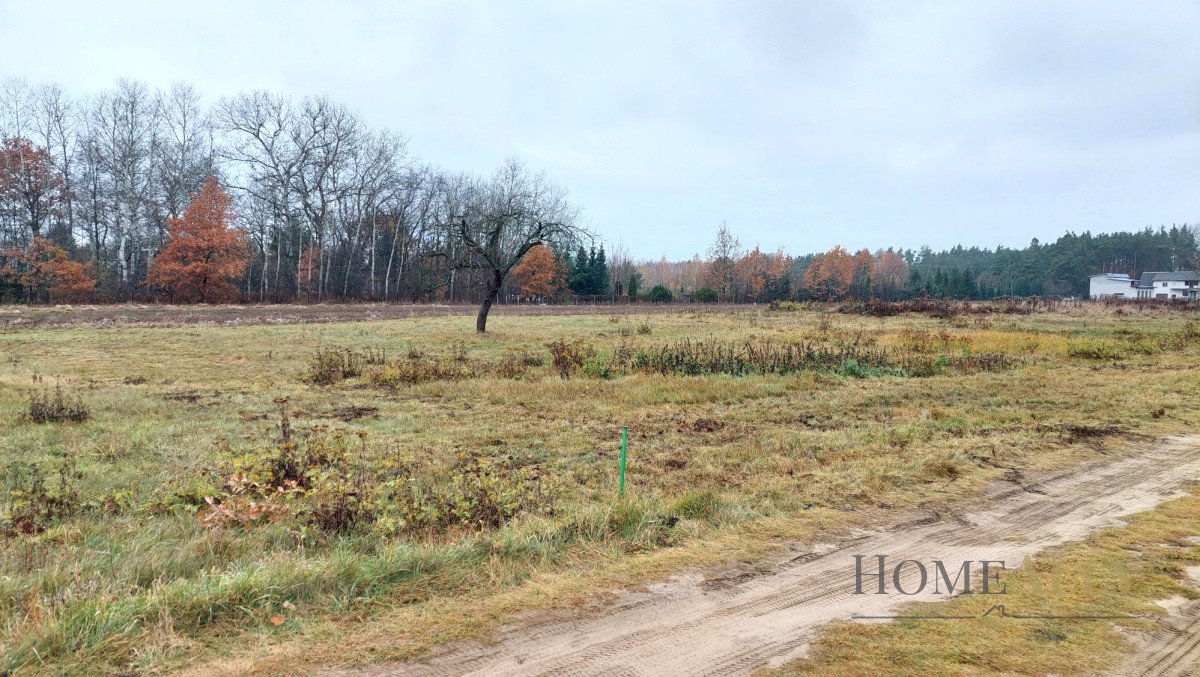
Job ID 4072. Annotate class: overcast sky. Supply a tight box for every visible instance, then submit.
[1,0,1197,259]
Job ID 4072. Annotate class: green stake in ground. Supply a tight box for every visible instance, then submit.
[619,426,628,496]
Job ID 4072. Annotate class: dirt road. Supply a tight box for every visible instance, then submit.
[343,436,1200,677]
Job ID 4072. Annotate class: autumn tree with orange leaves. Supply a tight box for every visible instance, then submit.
[733,246,769,301]
[146,177,250,303]
[510,244,562,299]
[0,137,66,241]
[803,245,856,300]
[849,248,876,300]
[2,237,96,303]
[734,246,793,302]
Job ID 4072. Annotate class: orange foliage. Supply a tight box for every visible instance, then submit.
[734,246,771,301]
[850,248,875,300]
[0,137,65,237]
[803,245,856,300]
[146,177,250,303]
[511,244,562,299]
[2,236,96,303]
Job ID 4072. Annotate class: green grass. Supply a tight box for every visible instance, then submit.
[1,305,1199,674]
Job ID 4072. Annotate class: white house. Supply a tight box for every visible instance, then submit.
[1089,271,1200,300]
[1131,271,1200,299]
[1088,273,1134,298]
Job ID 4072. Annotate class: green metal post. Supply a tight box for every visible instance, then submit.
[619,426,628,496]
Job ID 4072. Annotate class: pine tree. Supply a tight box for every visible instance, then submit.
[594,245,610,297]
[569,246,590,295]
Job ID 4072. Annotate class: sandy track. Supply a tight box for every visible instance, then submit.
[340,436,1200,677]
[1122,599,1200,677]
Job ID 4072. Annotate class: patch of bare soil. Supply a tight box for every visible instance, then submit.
[329,405,380,422]
[163,391,203,405]
[338,436,1200,677]
[691,418,726,433]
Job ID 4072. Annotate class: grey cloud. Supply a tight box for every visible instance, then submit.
[0,0,1195,257]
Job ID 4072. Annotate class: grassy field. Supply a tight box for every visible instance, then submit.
[2,301,1199,674]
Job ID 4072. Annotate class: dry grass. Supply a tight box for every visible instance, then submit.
[1,305,1199,674]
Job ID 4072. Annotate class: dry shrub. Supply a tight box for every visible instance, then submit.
[27,383,90,423]
[901,352,1018,377]
[631,338,895,377]
[547,338,596,379]
[842,298,1042,318]
[307,347,362,384]
[367,356,470,386]
[946,352,1017,373]
[305,346,387,385]
[493,349,537,378]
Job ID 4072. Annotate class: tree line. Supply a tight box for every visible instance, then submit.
[622,224,1197,303]
[504,224,1198,304]
[0,78,582,326]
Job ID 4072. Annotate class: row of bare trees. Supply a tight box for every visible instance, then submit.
[0,78,582,322]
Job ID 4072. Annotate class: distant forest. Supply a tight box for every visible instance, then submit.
[633,225,1198,303]
[809,226,1198,300]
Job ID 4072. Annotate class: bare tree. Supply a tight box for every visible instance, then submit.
[705,221,742,301]
[88,80,161,291]
[33,83,77,247]
[448,158,580,332]
[154,83,215,243]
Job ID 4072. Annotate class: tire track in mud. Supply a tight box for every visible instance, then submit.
[340,436,1200,677]
[1115,565,1200,677]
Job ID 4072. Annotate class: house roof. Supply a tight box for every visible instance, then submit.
[1134,271,1200,287]
[1090,273,1132,281]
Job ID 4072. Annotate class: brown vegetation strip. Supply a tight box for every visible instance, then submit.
[0,302,741,330]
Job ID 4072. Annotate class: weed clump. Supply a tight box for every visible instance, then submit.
[204,406,554,534]
[2,460,82,535]
[631,338,894,377]
[27,383,90,423]
[493,349,542,379]
[366,355,470,386]
[547,338,596,379]
[1067,340,1125,360]
[308,348,359,384]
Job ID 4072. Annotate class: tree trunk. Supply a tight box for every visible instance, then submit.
[476,271,504,332]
